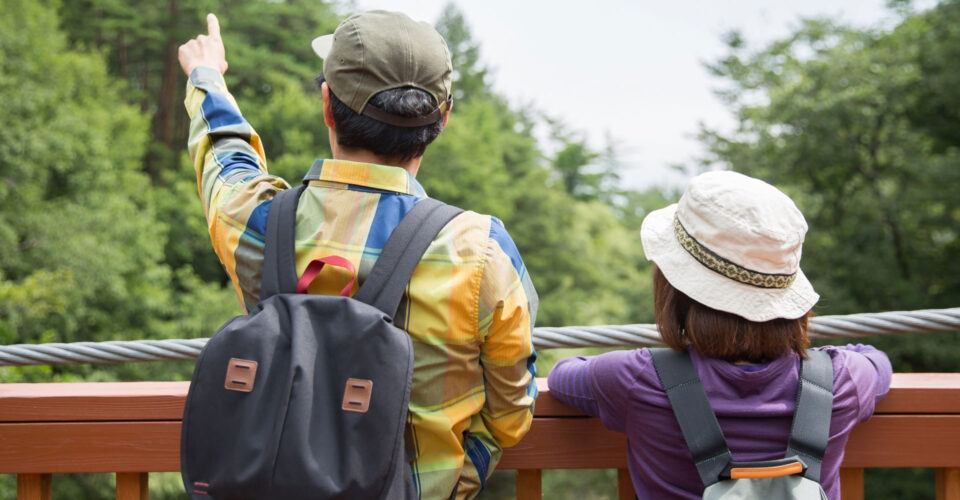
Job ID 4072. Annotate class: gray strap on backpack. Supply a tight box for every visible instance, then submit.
[651,348,835,487]
[260,185,307,300]
[260,185,462,317]
[352,198,462,316]
[650,348,732,488]
[786,349,834,483]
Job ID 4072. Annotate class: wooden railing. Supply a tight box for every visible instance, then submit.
[1,374,959,499]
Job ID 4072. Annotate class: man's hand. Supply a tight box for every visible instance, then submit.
[178,13,228,76]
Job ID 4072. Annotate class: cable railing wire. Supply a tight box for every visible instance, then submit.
[0,308,958,367]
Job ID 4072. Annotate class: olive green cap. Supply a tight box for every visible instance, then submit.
[311,10,453,127]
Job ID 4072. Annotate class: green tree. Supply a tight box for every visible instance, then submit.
[425,6,653,333]
[435,3,491,104]
[0,0,238,377]
[910,1,960,150]
[0,2,237,496]
[701,12,960,318]
[57,0,339,177]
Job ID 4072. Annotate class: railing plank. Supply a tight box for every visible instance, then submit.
[16,473,51,500]
[500,418,625,469]
[842,416,960,467]
[116,472,149,500]
[2,416,959,474]
[617,469,634,500]
[0,382,186,422]
[839,468,863,500]
[876,374,960,414]
[1,374,959,499]
[496,414,960,470]
[0,422,180,473]
[2,374,956,423]
[937,468,960,500]
[516,470,542,500]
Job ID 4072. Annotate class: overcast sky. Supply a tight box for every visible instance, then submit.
[349,0,933,189]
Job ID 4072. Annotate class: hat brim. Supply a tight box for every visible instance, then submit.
[640,204,819,322]
[311,34,333,59]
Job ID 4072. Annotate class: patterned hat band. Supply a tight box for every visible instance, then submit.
[673,214,798,289]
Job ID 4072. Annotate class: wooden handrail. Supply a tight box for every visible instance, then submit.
[1,374,959,499]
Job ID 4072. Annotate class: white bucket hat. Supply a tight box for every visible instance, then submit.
[640,170,819,321]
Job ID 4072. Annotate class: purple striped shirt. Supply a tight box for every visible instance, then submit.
[547,345,891,499]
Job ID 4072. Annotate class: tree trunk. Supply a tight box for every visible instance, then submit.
[860,113,912,281]
[118,30,128,81]
[149,0,180,183]
[141,62,150,114]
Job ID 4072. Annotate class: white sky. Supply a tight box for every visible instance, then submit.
[351,0,933,189]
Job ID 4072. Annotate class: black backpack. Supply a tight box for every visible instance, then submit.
[181,185,462,499]
[650,348,834,499]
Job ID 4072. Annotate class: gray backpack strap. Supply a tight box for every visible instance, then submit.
[650,348,732,488]
[353,198,463,316]
[786,349,834,483]
[260,186,307,301]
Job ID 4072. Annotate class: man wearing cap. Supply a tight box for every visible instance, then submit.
[178,11,538,499]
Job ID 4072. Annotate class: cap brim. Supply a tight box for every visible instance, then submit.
[640,204,819,322]
[311,34,333,59]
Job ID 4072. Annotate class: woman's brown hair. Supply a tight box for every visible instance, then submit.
[653,265,810,362]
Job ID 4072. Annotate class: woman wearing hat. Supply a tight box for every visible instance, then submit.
[547,171,891,499]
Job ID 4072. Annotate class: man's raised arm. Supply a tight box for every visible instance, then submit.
[178,14,288,309]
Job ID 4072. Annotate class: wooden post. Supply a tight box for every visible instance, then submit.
[17,474,52,500]
[516,469,542,500]
[617,468,635,500]
[937,468,960,500]
[116,472,149,500]
[839,467,864,500]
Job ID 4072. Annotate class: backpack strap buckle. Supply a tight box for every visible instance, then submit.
[722,457,807,480]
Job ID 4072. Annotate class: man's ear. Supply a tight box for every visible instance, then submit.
[321,82,336,128]
[441,100,453,129]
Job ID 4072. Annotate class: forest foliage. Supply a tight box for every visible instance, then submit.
[0,0,958,498]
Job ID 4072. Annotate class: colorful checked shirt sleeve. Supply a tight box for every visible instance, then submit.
[184,66,288,308]
[477,220,539,447]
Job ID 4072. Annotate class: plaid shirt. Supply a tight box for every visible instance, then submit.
[185,67,538,499]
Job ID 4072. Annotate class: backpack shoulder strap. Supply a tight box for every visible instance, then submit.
[353,198,463,316]
[786,349,834,483]
[260,185,307,301]
[650,348,733,488]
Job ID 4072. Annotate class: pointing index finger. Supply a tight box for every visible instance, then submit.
[207,13,221,38]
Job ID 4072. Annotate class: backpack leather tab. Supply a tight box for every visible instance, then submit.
[342,378,373,413]
[224,358,258,393]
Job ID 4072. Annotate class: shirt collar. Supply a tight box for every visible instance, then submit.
[303,159,427,197]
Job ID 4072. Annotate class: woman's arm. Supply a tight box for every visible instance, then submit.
[547,356,600,417]
[547,349,645,433]
[839,344,892,401]
[818,344,893,422]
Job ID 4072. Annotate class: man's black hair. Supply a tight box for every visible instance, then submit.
[316,76,445,163]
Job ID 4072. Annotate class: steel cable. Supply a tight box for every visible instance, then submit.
[1,308,957,366]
